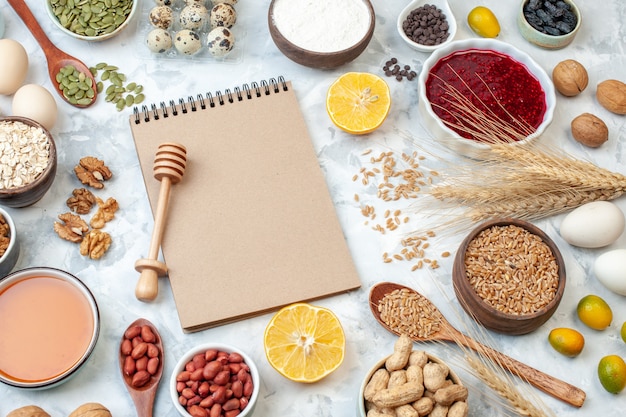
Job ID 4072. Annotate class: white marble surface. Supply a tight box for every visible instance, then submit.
[0,0,625,416]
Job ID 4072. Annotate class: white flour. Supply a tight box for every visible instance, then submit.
[272,0,371,53]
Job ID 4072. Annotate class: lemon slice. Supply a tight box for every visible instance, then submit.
[264,303,345,383]
[326,72,391,135]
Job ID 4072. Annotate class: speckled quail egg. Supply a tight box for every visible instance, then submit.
[210,3,236,28]
[149,5,174,30]
[179,4,209,30]
[206,27,235,57]
[174,29,202,55]
[146,28,173,53]
[185,0,206,6]
[211,0,237,5]
[154,0,175,6]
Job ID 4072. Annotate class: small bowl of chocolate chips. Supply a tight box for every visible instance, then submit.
[397,0,457,53]
[518,0,581,49]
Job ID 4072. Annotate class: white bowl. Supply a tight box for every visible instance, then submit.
[0,267,100,389]
[46,0,138,42]
[170,343,260,417]
[0,207,19,278]
[397,0,457,53]
[417,38,556,158]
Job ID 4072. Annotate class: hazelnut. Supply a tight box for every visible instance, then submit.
[571,113,608,148]
[552,59,588,97]
[597,79,626,115]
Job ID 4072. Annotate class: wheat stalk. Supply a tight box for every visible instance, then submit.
[464,354,555,417]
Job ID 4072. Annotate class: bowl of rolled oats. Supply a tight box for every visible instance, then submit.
[0,207,19,278]
[0,117,57,208]
[452,218,566,335]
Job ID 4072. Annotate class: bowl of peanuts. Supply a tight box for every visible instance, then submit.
[0,116,57,208]
[170,343,259,417]
[359,334,468,417]
[452,218,566,335]
[0,267,100,389]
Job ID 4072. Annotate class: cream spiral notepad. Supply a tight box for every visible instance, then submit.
[129,77,361,332]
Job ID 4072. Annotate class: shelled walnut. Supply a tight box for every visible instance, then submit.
[90,197,119,229]
[67,188,97,214]
[79,229,112,260]
[75,156,112,189]
[54,212,89,243]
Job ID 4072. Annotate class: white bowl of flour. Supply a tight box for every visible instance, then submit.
[268,0,375,69]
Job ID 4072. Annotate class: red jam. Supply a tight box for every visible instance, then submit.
[425,49,546,142]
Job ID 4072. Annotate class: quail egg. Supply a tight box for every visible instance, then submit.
[206,27,235,57]
[179,4,209,31]
[185,0,206,5]
[154,0,175,5]
[149,5,174,30]
[210,0,236,5]
[146,28,173,53]
[210,3,236,28]
[174,29,202,55]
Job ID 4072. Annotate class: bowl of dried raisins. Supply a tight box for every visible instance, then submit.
[0,117,57,208]
[518,0,581,49]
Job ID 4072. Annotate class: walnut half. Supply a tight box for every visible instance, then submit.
[67,188,96,214]
[75,156,112,189]
[54,212,89,243]
[90,197,119,229]
[79,230,112,260]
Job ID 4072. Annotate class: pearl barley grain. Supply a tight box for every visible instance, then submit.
[272,0,371,53]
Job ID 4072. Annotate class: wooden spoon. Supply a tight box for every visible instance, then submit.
[369,281,586,408]
[119,318,164,417]
[7,0,97,108]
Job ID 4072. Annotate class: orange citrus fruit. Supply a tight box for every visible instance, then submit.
[621,321,626,344]
[576,294,613,330]
[467,6,501,38]
[598,355,626,394]
[548,328,585,357]
[263,303,345,383]
[326,72,391,135]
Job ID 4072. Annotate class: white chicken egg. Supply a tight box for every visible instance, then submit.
[174,30,202,55]
[594,249,626,296]
[146,28,173,53]
[206,27,235,57]
[0,39,29,95]
[559,201,625,248]
[11,84,58,130]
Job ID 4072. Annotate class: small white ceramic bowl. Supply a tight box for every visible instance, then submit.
[397,0,457,53]
[46,0,138,42]
[0,207,19,278]
[417,38,556,159]
[0,267,100,389]
[517,0,581,49]
[170,343,260,417]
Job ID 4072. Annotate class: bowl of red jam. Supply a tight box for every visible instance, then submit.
[417,38,556,159]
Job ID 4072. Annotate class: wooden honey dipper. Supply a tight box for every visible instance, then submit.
[135,143,187,302]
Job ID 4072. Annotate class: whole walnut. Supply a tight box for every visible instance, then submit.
[571,113,608,148]
[6,405,51,417]
[552,59,588,97]
[597,79,626,114]
[68,403,112,417]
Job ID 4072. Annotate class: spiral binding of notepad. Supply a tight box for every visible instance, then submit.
[132,76,289,124]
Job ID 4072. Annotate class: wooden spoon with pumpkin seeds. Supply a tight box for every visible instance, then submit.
[7,0,97,108]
